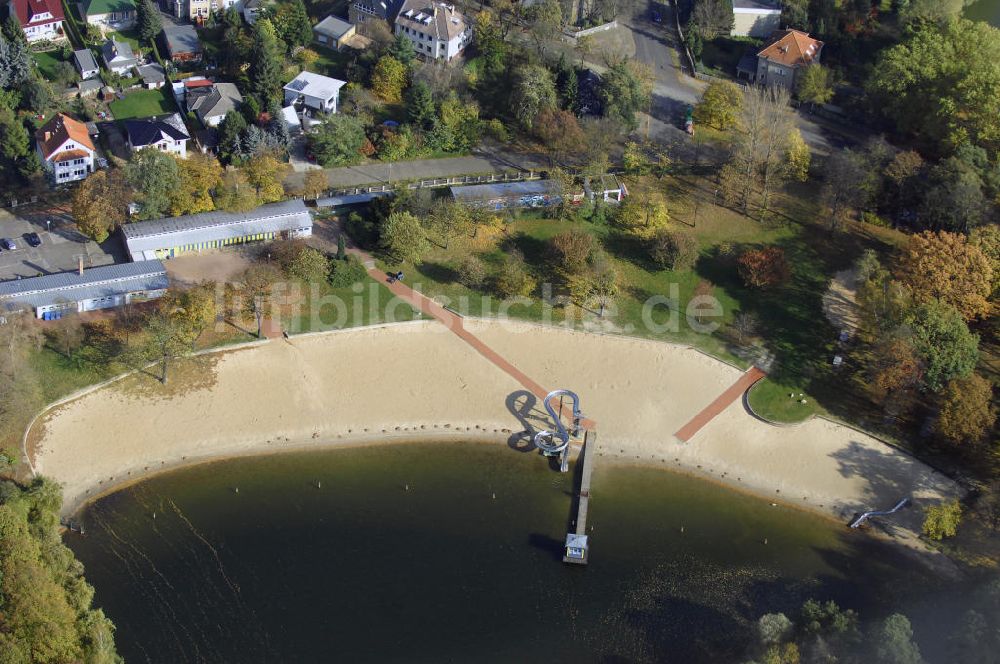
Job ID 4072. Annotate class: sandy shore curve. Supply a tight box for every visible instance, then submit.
[31,320,959,537]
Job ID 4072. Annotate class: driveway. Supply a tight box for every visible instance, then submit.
[0,206,121,281]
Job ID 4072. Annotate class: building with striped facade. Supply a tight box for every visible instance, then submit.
[121,200,314,262]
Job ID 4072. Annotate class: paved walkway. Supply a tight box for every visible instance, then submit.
[673,366,766,442]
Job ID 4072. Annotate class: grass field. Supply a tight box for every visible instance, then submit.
[356,169,908,426]
[32,50,71,82]
[109,88,177,120]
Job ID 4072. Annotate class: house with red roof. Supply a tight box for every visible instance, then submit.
[35,114,96,185]
[6,0,65,42]
[737,29,824,91]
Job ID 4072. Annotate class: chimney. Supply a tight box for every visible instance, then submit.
[78,257,84,276]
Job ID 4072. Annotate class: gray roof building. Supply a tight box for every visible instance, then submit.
[101,38,138,72]
[73,48,99,78]
[187,82,242,127]
[162,24,203,60]
[136,62,165,86]
[0,261,169,318]
[450,180,562,209]
[121,199,314,261]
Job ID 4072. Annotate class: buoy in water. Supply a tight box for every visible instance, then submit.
[405,484,409,491]
[763,538,768,545]
[235,487,239,494]
[680,526,685,533]
[317,481,322,489]
[492,493,496,499]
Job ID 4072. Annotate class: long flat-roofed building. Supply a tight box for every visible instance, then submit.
[0,261,169,319]
[121,199,314,262]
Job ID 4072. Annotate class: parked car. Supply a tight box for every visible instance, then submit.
[1,238,16,250]
[25,232,41,247]
[651,10,661,22]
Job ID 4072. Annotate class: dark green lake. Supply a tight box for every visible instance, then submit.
[67,442,951,663]
[967,0,1000,26]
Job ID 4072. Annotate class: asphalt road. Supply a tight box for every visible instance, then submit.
[0,206,121,282]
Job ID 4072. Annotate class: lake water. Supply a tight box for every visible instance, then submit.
[967,0,1000,26]
[67,442,954,663]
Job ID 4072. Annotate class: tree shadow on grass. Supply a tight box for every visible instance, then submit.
[415,260,459,285]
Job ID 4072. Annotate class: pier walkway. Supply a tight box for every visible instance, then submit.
[564,431,598,565]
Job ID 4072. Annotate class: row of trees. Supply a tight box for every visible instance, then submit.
[72,148,288,242]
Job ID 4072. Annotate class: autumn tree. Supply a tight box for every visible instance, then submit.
[242,151,287,203]
[524,0,562,56]
[689,0,734,39]
[971,224,1000,298]
[379,210,427,263]
[935,374,996,445]
[613,191,669,238]
[239,264,283,338]
[599,59,652,131]
[550,229,597,275]
[870,336,924,399]
[896,231,993,322]
[423,199,471,249]
[922,501,962,541]
[301,169,328,200]
[371,55,408,103]
[693,80,743,130]
[821,148,869,231]
[71,170,130,242]
[162,282,218,348]
[142,306,193,384]
[786,129,811,182]
[309,114,366,166]
[737,246,789,289]
[718,85,795,217]
[170,153,223,216]
[648,229,698,271]
[534,107,585,164]
[495,252,536,298]
[288,247,330,283]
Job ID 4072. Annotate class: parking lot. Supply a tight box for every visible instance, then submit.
[0,205,123,282]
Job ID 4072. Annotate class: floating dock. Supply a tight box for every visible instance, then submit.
[563,430,597,565]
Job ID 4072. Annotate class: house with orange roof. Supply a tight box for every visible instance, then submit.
[737,29,823,91]
[35,114,96,185]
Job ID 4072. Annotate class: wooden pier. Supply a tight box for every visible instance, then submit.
[563,430,597,565]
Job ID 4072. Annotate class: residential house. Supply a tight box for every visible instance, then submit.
[125,113,190,157]
[393,0,472,62]
[348,0,403,33]
[73,49,99,79]
[101,37,139,74]
[737,29,823,90]
[136,63,166,88]
[162,24,202,63]
[283,71,346,114]
[186,81,242,127]
[731,0,781,38]
[83,0,136,28]
[243,0,271,24]
[313,15,357,50]
[35,114,96,184]
[6,0,64,42]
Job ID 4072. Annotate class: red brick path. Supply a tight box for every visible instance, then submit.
[673,366,767,442]
[361,257,597,430]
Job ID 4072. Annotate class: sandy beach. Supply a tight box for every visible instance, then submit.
[31,319,958,536]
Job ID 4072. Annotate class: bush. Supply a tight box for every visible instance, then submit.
[346,211,378,248]
[550,229,597,275]
[861,211,890,227]
[737,246,789,289]
[494,256,536,298]
[288,247,330,283]
[649,230,699,270]
[329,255,369,288]
[458,255,487,290]
[922,499,962,540]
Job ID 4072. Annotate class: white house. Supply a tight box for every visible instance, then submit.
[731,0,781,38]
[82,0,136,28]
[73,49,99,79]
[125,113,190,158]
[283,71,346,113]
[393,0,471,62]
[101,37,139,74]
[35,114,96,184]
[7,0,64,42]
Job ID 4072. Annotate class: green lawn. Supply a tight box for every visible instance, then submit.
[282,277,421,334]
[109,88,177,120]
[32,50,71,82]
